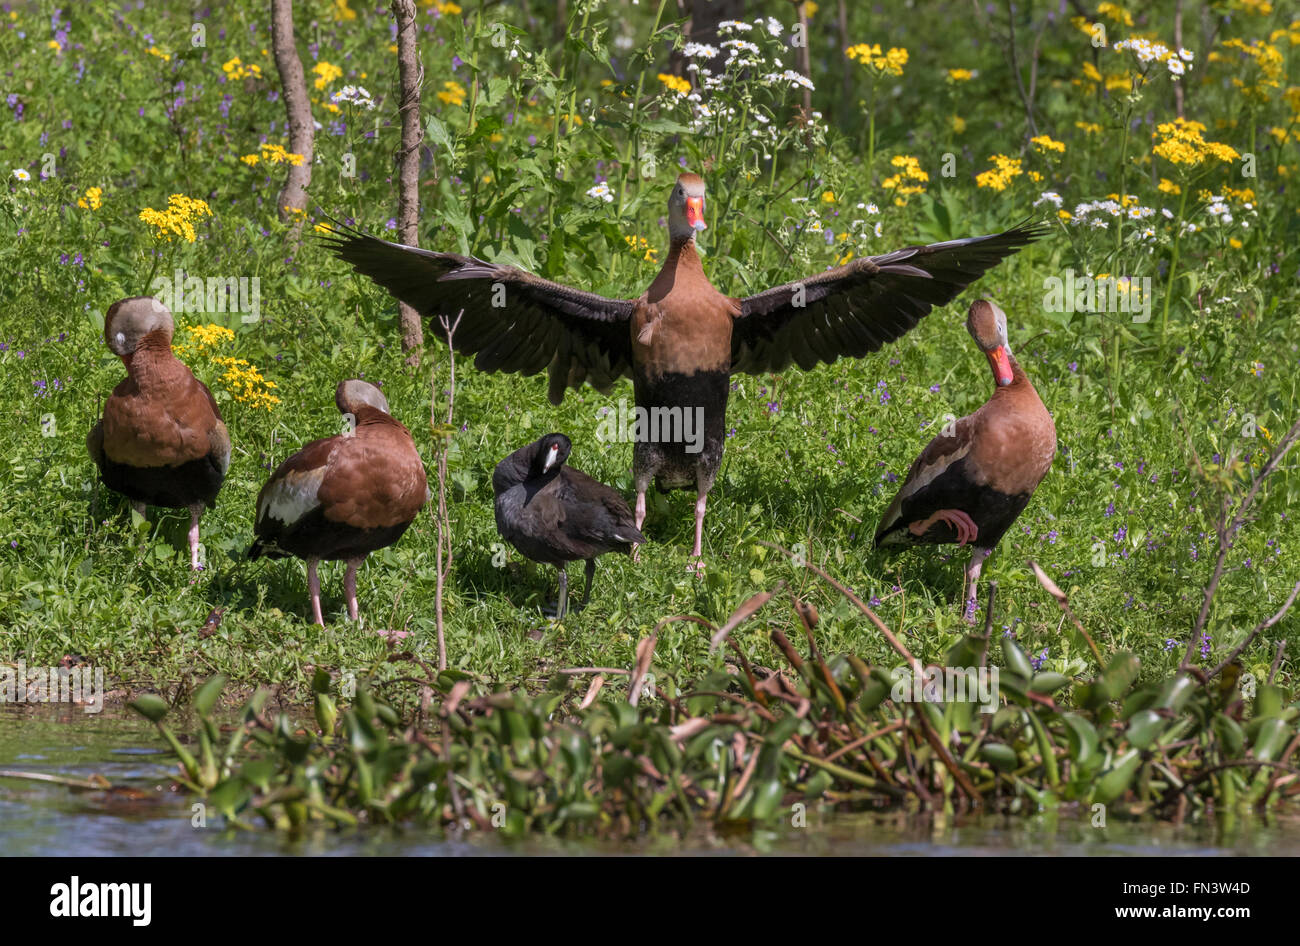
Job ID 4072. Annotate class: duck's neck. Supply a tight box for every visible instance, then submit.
[126,331,181,388]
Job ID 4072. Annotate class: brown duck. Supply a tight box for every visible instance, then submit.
[250,380,429,626]
[326,174,1044,568]
[87,298,230,570]
[875,299,1057,620]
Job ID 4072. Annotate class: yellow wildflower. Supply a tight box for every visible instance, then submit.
[947,68,975,82]
[1097,2,1134,26]
[624,235,658,263]
[657,73,691,96]
[845,44,908,77]
[334,0,357,20]
[138,194,213,244]
[77,186,103,211]
[210,357,281,411]
[223,57,263,81]
[975,154,1023,192]
[146,46,171,62]
[1030,134,1065,154]
[1158,177,1181,194]
[1076,120,1102,135]
[950,114,967,134]
[437,80,467,106]
[1152,117,1240,167]
[312,61,343,91]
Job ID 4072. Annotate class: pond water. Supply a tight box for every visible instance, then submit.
[3,704,1298,856]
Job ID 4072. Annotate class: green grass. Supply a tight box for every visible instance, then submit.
[1,0,1297,703]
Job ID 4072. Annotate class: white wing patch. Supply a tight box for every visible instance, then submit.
[877,440,973,534]
[258,466,327,526]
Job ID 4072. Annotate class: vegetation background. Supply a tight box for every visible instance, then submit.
[1,0,1297,706]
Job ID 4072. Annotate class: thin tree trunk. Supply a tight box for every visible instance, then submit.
[392,0,425,365]
[270,0,314,226]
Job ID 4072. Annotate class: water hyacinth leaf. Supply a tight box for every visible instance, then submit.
[128,694,170,723]
[1121,685,1160,720]
[1059,713,1099,767]
[980,743,1018,772]
[1029,672,1072,694]
[742,778,782,822]
[1126,709,1164,749]
[1103,652,1141,700]
[1252,717,1290,762]
[1156,674,1197,712]
[1094,749,1142,805]
[1001,637,1034,680]
[310,668,332,695]
[193,674,226,718]
[1254,685,1283,719]
[1213,713,1244,757]
[944,634,982,668]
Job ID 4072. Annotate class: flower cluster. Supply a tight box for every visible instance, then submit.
[1030,134,1066,155]
[312,61,343,90]
[1152,118,1240,167]
[330,85,375,110]
[210,356,281,411]
[624,234,657,262]
[657,73,691,96]
[239,143,305,167]
[975,153,1023,192]
[1113,38,1194,79]
[222,57,262,81]
[881,154,928,204]
[845,44,908,77]
[436,80,466,106]
[172,323,236,358]
[138,194,213,243]
[77,186,103,211]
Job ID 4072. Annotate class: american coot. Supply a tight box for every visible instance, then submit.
[875,299,1057,620]
[325,175,1044,569]
[250,379,429,626]
[87,297,230,570]
[493,433,644,619]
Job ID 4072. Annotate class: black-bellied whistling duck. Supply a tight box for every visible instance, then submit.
[493,433,644,619]
[874,299,1056,620]
[325,174,1044,569]
[87,297,230,570]
[249,379,428,626]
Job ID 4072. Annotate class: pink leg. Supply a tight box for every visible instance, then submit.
[631,489,647,564]
[688,492,707,573]
[343,557,362,621]
[188,503,204,571]
[307,559,325,627]
[908,508,979,547]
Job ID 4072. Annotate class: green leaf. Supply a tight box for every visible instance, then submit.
[193,675,226,718]
[128,694,169,723]
[1094,749,1142,804]
[1001,637,1034,679]
[1126,709,1164,749]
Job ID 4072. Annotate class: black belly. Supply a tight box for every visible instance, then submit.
[632,370,728,493]
[251,507,415,562]
[877,456,1032,550]
[98,454,226,509]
